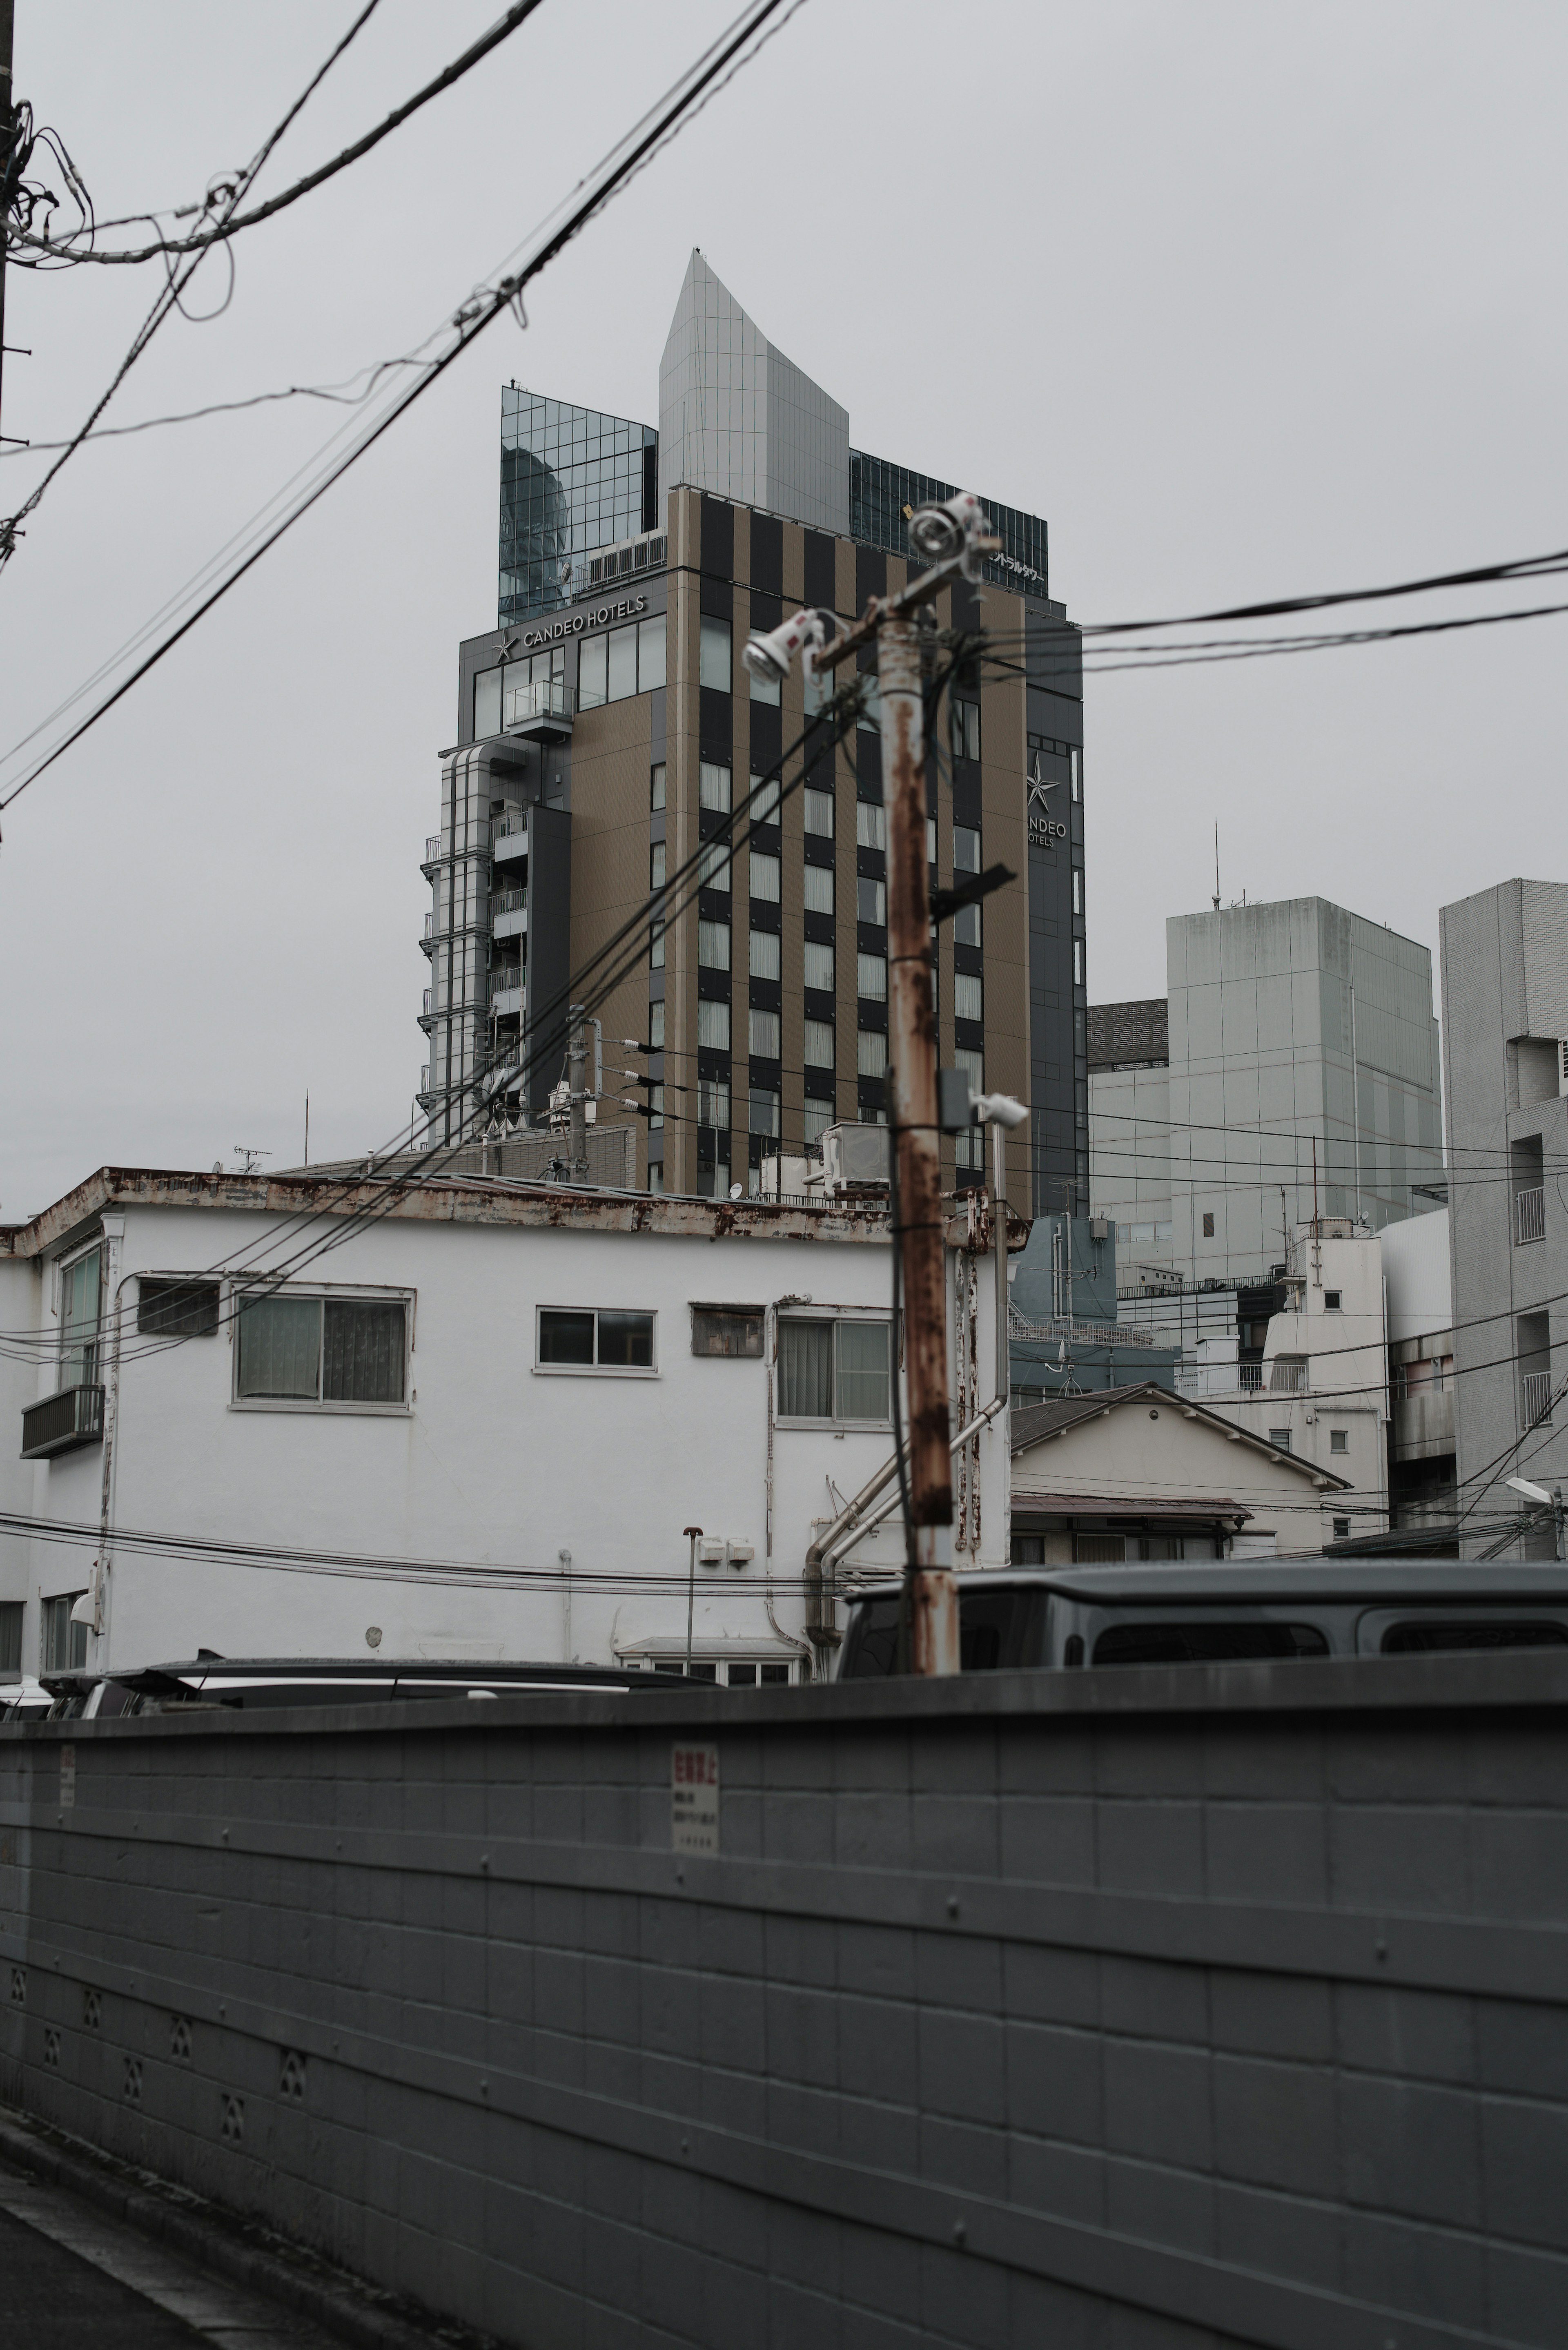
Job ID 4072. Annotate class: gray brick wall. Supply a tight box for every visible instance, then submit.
[2,1657,1566,2349]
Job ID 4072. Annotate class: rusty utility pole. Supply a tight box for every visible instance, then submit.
[879,609,956,1669]
[745,495,1001,1675]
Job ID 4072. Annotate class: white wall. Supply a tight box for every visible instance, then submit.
[1381,1206,1452,1346]
[1011,1396,1343,1554]
[1171,1224,1388,1536]
[5,1196,1009,1679]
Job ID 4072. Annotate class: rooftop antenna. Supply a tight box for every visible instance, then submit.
[1212,822,1221,912]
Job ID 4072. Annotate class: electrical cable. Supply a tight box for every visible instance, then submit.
[0,355,430,455]
[0,0,799,797]
[10,2,544,269]
[0,0,390,565]
[0,682,871,1383]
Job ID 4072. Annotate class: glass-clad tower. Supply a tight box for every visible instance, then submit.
[428,260,1086,1221]
[499,388,658,626]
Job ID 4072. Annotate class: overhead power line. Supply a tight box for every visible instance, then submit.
[0,0,800,817]
[0,1,391,566]
[9,0,544,269]
[1078,542,1568,638]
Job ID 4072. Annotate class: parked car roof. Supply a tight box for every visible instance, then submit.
[845,1562,1568,1605]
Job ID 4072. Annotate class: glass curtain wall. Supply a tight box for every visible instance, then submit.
[849,450,1050,601]
[500,388,657,626]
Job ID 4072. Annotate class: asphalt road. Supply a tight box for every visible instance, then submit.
[0,2159,359,2350]
[0,2200,206,2346]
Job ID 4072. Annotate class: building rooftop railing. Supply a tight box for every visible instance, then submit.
[1011,1308,1160,1349]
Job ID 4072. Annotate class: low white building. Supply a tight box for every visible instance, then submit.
[1174,1218,1389,1546]
[0,1168,1011,1683]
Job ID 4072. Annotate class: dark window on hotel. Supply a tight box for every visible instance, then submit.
[138,1279,220,1337]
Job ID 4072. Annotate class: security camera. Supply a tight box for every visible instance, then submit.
[973,1090,1028,1130]
[741,607,839,686]
[906,490,993,575]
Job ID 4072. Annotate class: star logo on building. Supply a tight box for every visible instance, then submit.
[496,633,520,660]
[1026,751,1058,811]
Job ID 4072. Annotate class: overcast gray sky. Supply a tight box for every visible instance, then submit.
[2,0,1564,1215]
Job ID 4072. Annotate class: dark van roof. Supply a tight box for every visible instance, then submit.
[846,1563,1568,1608]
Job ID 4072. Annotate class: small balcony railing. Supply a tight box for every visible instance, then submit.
[22,1383,105,1460]
[503,678,575,737]
[1517,1186,1546,1244]
[492,887,527,918]
[1237,1362,1263,1391]
[1269,1358,1308,1394]
[1522,1370,1553,1428]
[489,970,524,1006]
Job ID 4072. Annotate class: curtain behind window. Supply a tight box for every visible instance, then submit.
[779,1321,833,1418]
[237,1295,321,1399]
[323,1300,406,1402]
[835,1322,889,1421]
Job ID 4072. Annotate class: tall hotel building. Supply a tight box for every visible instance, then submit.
[419,253,1086,1213]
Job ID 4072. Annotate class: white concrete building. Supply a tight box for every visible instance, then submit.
[1174,1218,1389,1547]
[1441,876,1568,1558]
[1010,1382,1350,1562]
[1090,898,1444,1292]
[0,1168,1010,1683]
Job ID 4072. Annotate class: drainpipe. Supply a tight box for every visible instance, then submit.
[824,1396,1009,1579]
[764,1297,815,1674]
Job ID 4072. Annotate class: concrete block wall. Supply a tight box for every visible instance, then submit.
[2,1660,1566,2348]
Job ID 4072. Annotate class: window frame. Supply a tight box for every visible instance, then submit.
[137,1276,222,1338]
[775,1307,897,1431]
[699,615,733,695]
[230,1283,414,1416]
[57,1237,103,1392]
[534,1305,659,1380]
[41,1594,88,1675]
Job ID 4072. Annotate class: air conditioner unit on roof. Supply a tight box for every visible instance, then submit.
[821,1123,890,1193]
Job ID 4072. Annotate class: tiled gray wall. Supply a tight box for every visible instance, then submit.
[1,1659,1566,2350]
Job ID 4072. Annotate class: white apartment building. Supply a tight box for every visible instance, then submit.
[1175,1219,1389,1547]
[0,1168,1009,1683]
[1441,877,1568,1558]
[1090,898,1444,1291]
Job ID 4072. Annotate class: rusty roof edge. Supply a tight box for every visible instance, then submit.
[0,1167,896,1260]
